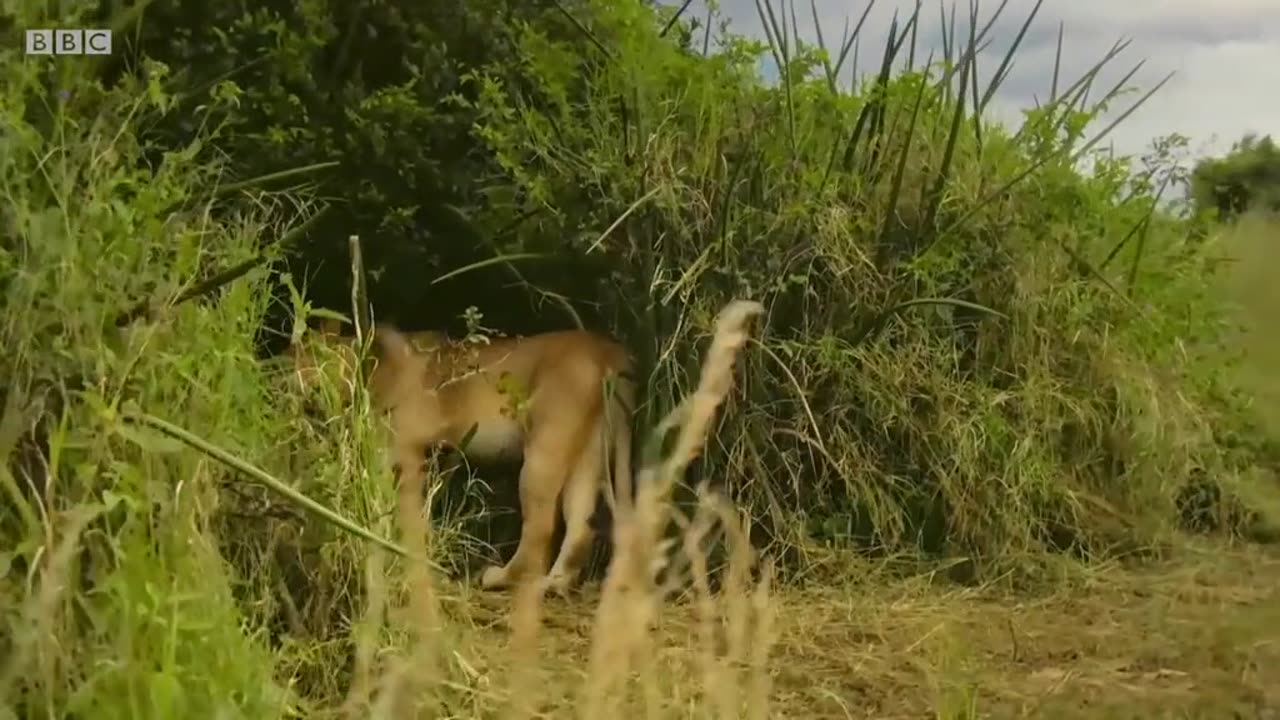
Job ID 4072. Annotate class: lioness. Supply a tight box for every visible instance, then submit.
[289,318,635,595]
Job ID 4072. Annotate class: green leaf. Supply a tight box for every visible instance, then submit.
[116,424,185,454]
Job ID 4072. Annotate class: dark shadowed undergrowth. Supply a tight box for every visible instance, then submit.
[2,0,1279,717]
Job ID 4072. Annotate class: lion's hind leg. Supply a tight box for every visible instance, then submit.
[479,420,580,590]
[543,424,605,596]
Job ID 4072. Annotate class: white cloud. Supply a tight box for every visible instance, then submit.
[660,0,1280,159]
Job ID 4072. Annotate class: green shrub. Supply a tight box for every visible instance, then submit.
[0,41,301,717]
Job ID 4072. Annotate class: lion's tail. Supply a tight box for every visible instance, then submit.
[601,370,635,516]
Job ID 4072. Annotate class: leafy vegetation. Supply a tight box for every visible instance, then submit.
[2,0,1278,717]
[1191,133,1280,221]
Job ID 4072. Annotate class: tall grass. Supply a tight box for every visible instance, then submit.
[460,0,1277,575]
[0,55,297,715]
[3,0,1279,717]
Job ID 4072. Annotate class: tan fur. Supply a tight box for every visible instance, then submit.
[289,318,635,595]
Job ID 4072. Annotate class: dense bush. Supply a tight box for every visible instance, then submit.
[113,0,611,337]
[1190,133,1280,221]
[3,0,1279,715]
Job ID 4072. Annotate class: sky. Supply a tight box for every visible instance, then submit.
[662,0,1280,161]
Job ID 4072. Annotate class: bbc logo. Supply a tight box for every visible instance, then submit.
[25,29,113,55]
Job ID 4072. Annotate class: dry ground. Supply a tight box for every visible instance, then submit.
[427,544,1280,719]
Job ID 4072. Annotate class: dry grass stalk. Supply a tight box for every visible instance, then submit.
[718,498,765,719]
[580,299,766,717]
[0,506,96,698]
[503,574,548,720]
[683,503,725,710]
[341,544,387,717]
[390,444,444,713]
[679,491,768,719]
[746,558,774,720]
[368,656,410,720]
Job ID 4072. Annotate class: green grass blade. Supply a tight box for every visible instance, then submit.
[429,253,551,285]
[122,409,434,568]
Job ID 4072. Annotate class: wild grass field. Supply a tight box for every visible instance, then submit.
[2,0,1279,718]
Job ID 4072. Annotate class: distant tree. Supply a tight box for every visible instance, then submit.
[1190,133,1280,221]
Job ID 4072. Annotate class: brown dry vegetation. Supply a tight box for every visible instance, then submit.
[454,546,1280,719]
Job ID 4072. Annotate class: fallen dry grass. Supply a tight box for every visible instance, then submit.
[446,544,1279,719]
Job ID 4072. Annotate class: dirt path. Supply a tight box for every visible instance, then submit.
[445,545,1280,718]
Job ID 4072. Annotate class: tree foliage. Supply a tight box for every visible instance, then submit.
[115,0,609,339]
[1191,133,1280,221]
